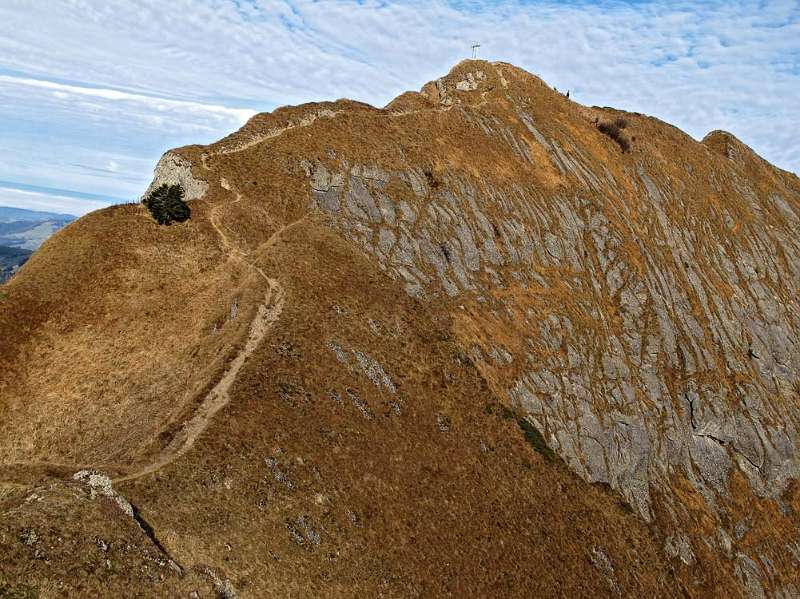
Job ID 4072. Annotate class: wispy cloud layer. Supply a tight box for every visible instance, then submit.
[0,1,797,215]
[0,75,256,123]
[0,186,112,216]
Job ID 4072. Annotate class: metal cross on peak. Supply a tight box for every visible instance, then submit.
[471,43,481,59]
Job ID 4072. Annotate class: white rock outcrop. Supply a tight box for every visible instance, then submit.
[141,152,208,202]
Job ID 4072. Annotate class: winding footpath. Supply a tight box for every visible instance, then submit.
[0,186,299,487]
[1,72,465,486]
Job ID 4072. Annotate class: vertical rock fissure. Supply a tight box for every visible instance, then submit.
[129,501,184,574]
[685,394,698,431]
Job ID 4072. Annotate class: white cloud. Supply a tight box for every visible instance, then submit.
[0,75,256,126]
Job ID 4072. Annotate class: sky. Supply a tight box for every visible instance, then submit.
[0,0,798,216]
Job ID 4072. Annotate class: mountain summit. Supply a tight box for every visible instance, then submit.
[1,60,799,597]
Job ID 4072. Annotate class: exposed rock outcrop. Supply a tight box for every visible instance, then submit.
[141,151,208,202]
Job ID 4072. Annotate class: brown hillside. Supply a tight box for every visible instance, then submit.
[1,60,799,597]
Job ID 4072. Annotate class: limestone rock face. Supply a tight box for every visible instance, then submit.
[2,60,799,597]
[142,151,208,201]
[297,62,800,596]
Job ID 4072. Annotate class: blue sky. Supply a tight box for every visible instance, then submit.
[0,0,798,215]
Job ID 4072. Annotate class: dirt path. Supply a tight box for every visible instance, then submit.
[0,188,303,486]
[199,99,457,166]
[200,109,343,168]
[115,276,284,483]
[115,191,303,483]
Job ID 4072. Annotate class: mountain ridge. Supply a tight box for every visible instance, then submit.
[1,59,799,597]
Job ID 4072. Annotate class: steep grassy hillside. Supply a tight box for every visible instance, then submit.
[1,60,799,597]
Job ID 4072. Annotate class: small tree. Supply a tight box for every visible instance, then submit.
[143,183,190,225]
[597,120,631,153]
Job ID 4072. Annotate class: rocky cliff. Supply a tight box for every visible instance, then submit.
[1,60,799,597]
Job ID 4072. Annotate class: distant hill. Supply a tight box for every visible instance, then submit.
[0,245,32,283]
[0,205,74,252]
[0,206,76,222]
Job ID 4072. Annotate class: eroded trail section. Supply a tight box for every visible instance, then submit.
[0,278,284,487]
[201,108,343,168]
[114,196,303,482]
[116,277,284,483]
[0,191,297,486]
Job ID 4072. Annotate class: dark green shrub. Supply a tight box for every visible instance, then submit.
[143,183,190,225]
[597,120,631,153]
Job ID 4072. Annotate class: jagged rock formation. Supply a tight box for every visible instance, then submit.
[142,151,209,202]
[1,60,799,597]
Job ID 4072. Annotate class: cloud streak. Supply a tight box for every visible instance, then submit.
[0,185,112,216]
[0,75,256,124]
